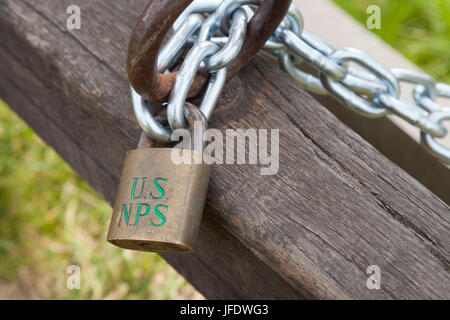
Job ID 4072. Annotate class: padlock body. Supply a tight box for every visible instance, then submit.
[107,148,210,253]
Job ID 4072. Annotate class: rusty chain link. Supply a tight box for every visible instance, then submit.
[127,0,291,103]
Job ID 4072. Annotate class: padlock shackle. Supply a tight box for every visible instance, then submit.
[185,103,208,152]
[137,103,207,151]
[138,132,156,149]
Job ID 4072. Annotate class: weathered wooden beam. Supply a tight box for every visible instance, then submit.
[0,0,448,299]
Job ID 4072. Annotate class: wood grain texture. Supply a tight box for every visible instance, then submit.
[0,0,448,299]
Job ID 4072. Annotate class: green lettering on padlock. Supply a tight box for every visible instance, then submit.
[150,177,167,200]
[134,203,151,226]
[131,177,147,199]
[151,204,167,227]
[118,204,133,226]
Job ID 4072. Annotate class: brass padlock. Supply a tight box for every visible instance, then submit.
[107,106,210,253]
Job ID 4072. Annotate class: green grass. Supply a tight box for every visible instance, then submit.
[333,0,450,83]
[0,101,202,299]
[1,0,449,300]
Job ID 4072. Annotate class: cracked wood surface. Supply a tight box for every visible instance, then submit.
[0,0,449,299]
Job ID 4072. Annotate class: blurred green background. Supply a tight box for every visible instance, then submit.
[0,0,449,299]
[0,101,202,299]
[333,0,450,82]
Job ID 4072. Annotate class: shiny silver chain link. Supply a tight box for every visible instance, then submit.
[132,0,450,165]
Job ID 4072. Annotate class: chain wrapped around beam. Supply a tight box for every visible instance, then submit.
[127,0,450,165]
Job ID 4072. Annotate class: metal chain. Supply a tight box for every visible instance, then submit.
[132,0,241,142]
[265,6,450,165]
[132,1,450,165]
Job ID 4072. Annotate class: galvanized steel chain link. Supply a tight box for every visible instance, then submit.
[131,0,450,165]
